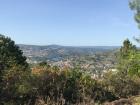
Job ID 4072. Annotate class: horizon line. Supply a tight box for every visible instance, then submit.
[17,43,121,47]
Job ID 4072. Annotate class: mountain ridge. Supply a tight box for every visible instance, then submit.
[18,44,118,62]
[17,44,120,49]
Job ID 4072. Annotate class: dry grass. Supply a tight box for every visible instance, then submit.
[34,97,99,105]
[130,95,140,105]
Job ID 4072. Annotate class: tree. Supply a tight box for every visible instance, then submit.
[115,38,140,78]
[130,0,140,28]
[130,0,140,42]
[117,39,137,74]
[0,34,28,70]
[0,34,30,104]
[119,39,136,59]
[128,0,140,77]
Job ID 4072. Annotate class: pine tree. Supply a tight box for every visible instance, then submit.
[0,34,28,70]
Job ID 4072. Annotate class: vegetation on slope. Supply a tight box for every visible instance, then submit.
[1,34,140,105]
[1,0,140,105]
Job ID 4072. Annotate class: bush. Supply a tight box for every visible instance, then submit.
[103,71,140,98]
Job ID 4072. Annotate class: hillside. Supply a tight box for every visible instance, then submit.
[18,44,119,61]
[18,44,119,75]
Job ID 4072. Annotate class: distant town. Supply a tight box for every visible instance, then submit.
[19,44,118,77]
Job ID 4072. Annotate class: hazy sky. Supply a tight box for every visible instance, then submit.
[0,0,139,46]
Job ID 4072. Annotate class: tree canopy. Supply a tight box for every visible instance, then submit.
[130,0,140,28]
[0,34,28,70]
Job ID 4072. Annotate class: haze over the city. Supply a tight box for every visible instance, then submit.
[0,0,139,46]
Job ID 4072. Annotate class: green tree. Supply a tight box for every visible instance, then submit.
[130,0,140,28]
[129,0,140,76]
[119,39,136,58]
[117,39,137,74]
[0,34,28,70]
[0,34,30,104]
[130,0,140,42]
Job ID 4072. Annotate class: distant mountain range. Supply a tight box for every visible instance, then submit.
[18,44,120,62]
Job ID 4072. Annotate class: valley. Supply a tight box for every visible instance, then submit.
[19,44,119,76]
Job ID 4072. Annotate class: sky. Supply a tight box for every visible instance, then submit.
[0,0,139,46]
